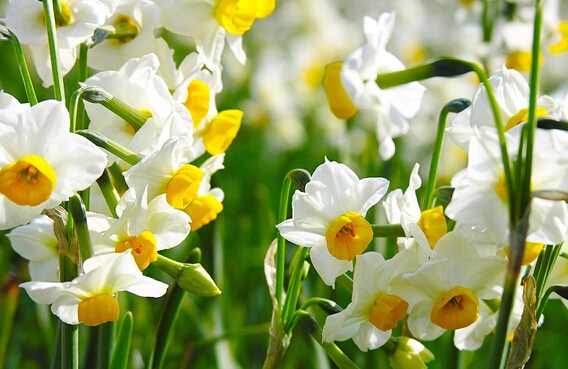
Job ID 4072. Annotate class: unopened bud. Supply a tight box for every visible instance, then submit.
[177,263,221,297]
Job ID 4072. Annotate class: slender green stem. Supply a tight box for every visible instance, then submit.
[297,311,359,369]
[286,298,342,333]
[0,24,38,105]
[148,251,200,369]
[96,322,114,369]
[487,3,544,368]
[423,99,471,210]
[69,195,93,262]
[59,254,78,369]
[96,170,119,218]
[76,129,143,166]
[371,224,405,238]
[281,246,310,332]
[109,312,133,369]
[276,177,292,311]
[42,0,65,102]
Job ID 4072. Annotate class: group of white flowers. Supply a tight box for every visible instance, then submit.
[1,0,275,326]
[277,6,568,363]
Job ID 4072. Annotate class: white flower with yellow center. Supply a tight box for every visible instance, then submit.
[7,215,59,282]
[182,153,225,231]
[88,187,191,270]
[2,0,112,86]
[20,251,168,326]
[88,0,161,71]
[0,99,106,230]
[382,163,443,261]
[322,251,418,351]
[276,159,389,287]
[446,126,568,246]
[333,12,426,161]
[83,53,193,164]
[391,231,507,340]
[124,134,200,210]
[447,66,557,151]
[159,0,275,68]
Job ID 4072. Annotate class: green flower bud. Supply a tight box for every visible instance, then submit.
[177,263,221,297]
[387,337,435,369]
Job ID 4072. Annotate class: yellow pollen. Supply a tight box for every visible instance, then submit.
[202,110,242,155]
[431,286,479,330]
[214,0,257,35]
[166,164,204,209]
[115,231,158,270]
[369,294,409,331]
[111,15,141,45]
[505,107,549,131]
[550,21,568,55]
[322,62,358,119]
[183,194,223,231]
[0,155,56,206]
[418,206,447,249]
[78,294,120,326]
[325,212,372,261]
[504,242,545,265]
[185,80,211,128]
[506,51,543,72]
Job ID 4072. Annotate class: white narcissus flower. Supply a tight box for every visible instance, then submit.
[123,134,199,209]
[382,163,441,261]
[445,126,568,247]
[88,187,191,271]
[391,232,507,341]
[2,0,113,86]
[159,0,275,68]
[0,98,106,230]
[447,65,557,151]
[20,251,168,326]
[276,158,389,287]
[7,215,59,282]
[83,54,193,164]
[322,251,418,351]
[182,153,225,231]
[339,12,425,161]
[88,0,161,72]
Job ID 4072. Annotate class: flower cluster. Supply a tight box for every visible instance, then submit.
[1,0,273,328]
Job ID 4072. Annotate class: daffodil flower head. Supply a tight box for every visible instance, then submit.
[89,187,191,270]
[277,158,389,287]
[391,231,507,340]
[20,251,168,326]
[322,251,415,351]
[0,99,106,230]
[182,154,226,231]
[339,12,425,160]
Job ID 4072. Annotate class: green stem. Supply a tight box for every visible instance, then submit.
[42,0,65,102]
[0,24,38,105]
[423,98,471,210]
[281,246,310,333]
[96,170,119,218]
[297,311,359,369]
[371,224,405,238]
[59,254,78,369]
[75,129,143,166]
[487,3,544,368]
[148,251,200,369]
[286,298,342,333]
[69,195,93,262]
[276,177,292,311]
[96,322,114,369]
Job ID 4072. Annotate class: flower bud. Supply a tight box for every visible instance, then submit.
[387,337,435,369]
[177,263,221,297]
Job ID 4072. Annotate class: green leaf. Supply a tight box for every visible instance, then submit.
[110,312,133,369]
